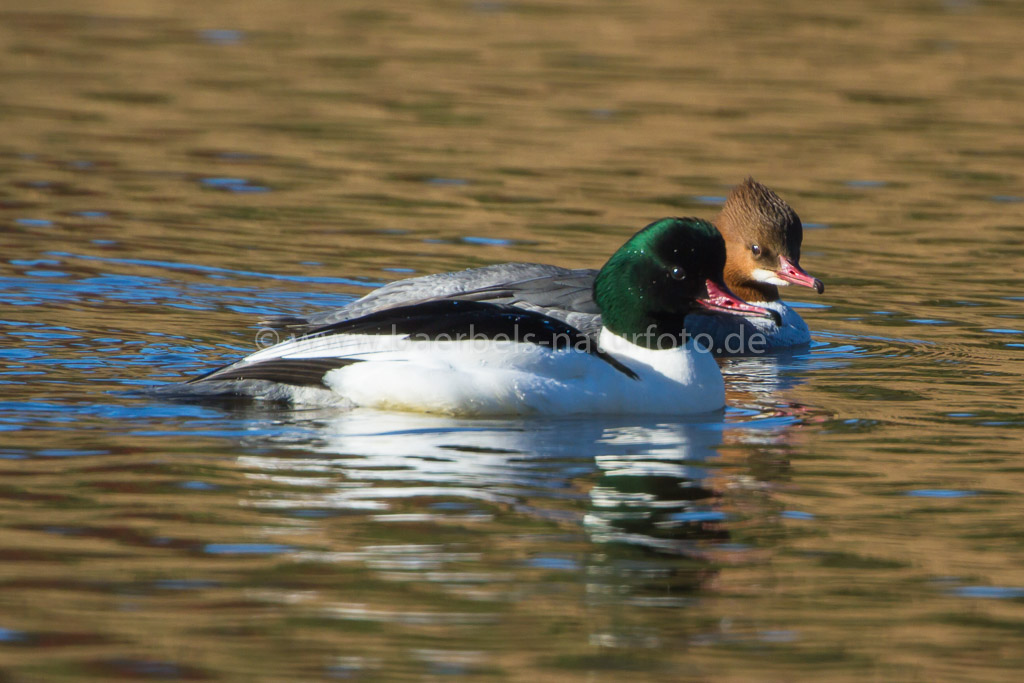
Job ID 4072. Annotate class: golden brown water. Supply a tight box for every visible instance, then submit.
[2,1,1024,680]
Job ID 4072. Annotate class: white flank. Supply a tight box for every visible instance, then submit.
[233,330,725,417]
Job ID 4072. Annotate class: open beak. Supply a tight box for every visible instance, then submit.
[776,255,825,294]
[698,279,782,326]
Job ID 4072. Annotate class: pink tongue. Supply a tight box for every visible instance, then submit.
[700,279,779,324]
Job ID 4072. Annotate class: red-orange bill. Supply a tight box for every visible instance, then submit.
[697,279,782,326]
[777,255,825,294]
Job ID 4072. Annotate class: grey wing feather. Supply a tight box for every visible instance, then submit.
[263,262,603,338]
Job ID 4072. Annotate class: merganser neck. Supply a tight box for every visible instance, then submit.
[724,276,780,304]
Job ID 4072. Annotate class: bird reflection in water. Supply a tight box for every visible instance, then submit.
[235,409,794,593]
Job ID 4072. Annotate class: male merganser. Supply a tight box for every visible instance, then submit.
[181,218,778,416]
[273,179,823,355]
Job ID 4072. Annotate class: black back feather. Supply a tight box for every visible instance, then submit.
[192,300,638,388]
[304,300,638,380]
[188,358,363,388]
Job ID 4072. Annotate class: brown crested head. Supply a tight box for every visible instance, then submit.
[713,177,823,303]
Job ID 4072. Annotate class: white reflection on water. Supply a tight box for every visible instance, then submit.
[233,407,794,558]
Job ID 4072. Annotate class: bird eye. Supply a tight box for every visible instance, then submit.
[751,244,762,257]
[670,266,686,280]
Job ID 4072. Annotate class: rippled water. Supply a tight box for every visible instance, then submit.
[3,1,1024,680]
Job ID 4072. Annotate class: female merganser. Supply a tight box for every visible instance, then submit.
[273,179,823,355]
[684,178,824,353]
[182,218,778,416]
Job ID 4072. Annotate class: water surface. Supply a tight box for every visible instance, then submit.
[2,1,1024,680]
